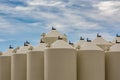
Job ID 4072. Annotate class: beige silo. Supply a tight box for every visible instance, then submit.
[11,42,33,80]
[0,46,15,80]
[27,40,46,80]
[106,41,120,80]
[77,41,105,80]
[92,34,111,51]
[44,39,77,80]
[41,27,67,44]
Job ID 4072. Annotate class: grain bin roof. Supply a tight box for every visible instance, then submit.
[17,44,33,53]
[33,43,46,51]
[2,48,14,56]
[80,42,103,50]
[51,40,73,49]
[109,44,120,52]
[92,37,111,45]
[74,40,86,48]
[45,29,66,38]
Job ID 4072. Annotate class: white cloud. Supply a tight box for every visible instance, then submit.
[94,1,120,16]
[0,17,17,33]
[15,6,33,11]
[0,39,6,42]
[27,0,65,7]
[0,16,37,34]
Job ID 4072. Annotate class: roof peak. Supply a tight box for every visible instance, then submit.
[110,43,120,52]
[52,27,56,30]
[116,40,120,44]
[58,36,63,40]
[40,39,45,43]
[9,45,13,49]
[24,40,30,46]
[80,37,84,40]
[97,33,102,37]
[87,38,91,42]
[116,34,120,37]
[69,41,74,45]
[26,40,30,44]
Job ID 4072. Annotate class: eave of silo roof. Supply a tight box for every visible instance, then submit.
[109,43,120,52]
[2,48,15,56]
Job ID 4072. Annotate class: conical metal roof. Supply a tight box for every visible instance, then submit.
[51,40,73,49]
[17,44,33,53]
[92,37,111,45]
[2,48,15,56]
[75,40,86,48]
[33,43,47,51]
[5,48,14,53]
[80,42,103,51]
[41,28,68,44]
[45,29,66,38]
[109,43,120,52]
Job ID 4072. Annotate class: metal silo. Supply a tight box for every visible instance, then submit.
[27,40,46,80]
[44,38,77,80]
[41,27,67,44]
[106,40,120,80]
[11,42,33,80]
[77,39,105,80]
[0,46,15,80]
[92,34,111,51]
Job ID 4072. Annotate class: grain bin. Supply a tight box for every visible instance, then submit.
[77,39,105,80]
[92,34,111,51]
[27,40,46,80]
[44,39,77,80]
[0,46,15,80]
[41,27,67,44]
[11,42,33,80]
[106,40,120,80]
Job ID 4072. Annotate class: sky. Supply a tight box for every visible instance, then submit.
[0,0,120,52]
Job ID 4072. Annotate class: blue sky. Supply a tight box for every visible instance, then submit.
[0,0,120,52]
